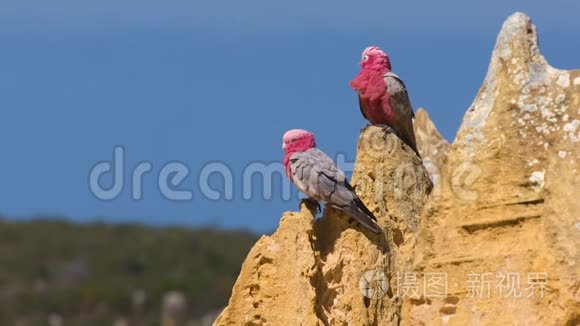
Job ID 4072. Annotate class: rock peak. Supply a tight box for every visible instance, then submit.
[458,12,553,154]
[409,11,579,325]
[413,108,450,185]
[501,11,533,38]
[493,11,542,63]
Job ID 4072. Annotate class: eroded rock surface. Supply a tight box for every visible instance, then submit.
[414,107,451,185]
[405,12,579,325]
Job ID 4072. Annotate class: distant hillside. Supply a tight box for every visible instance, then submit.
[0,219,258,325]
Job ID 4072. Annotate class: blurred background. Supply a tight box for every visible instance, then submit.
[0,0,578,325]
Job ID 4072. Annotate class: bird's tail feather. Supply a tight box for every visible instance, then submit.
[334,201,381,234]
[340,181,382,233]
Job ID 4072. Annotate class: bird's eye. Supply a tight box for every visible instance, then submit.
[362,55,369,62]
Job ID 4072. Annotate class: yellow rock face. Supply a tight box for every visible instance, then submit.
[406,12,579,325]
[217,12,579,326]
[414,107,451,186]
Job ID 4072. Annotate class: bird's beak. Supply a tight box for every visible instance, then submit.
[282,142,287,151]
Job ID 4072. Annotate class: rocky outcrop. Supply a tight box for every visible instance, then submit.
[405,12,579,325]
[414,108,451,185]
[217,12,579,326]
[216,127,432,325]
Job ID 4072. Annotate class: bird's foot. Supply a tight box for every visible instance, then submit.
[301,198,321,215]
[377,124,395,135]
[374,124,395,141]
[360,123,373,133]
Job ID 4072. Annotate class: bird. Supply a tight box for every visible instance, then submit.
[282,129,381,234]
[350,46,421,158]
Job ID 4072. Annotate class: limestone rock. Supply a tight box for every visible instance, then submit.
[216,127,432,325]
[414,108,451,185]
[214,203,320,325]
[405,12,580,325]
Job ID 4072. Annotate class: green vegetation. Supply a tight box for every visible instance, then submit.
[0,219,258,325]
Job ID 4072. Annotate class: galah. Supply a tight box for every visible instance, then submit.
[350,46,421,157]
[282,129,381,234]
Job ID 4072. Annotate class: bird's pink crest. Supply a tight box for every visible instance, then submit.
[350,45,391,97]
[282,129,316,153]
[360,46,391,71]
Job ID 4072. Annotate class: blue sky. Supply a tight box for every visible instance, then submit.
[0,1,578,233]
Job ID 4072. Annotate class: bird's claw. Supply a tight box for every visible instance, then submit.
[360,123,372,133]
[379,124,395,135]
[376,124,395,140]
[302,198,321,214]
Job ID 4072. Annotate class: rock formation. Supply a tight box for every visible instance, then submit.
[405,12,579,325]
[217,12,579,325]
[414,108,451,185]
[216,126,432,325]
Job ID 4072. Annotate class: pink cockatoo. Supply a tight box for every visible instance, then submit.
[350,46,420,157]
[282,129,381,234]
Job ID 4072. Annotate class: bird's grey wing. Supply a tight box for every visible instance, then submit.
[358,93,369,120]
[289,149,381,233]
[384,72,420,157]
[384,72,414,118]
[289,148,350,204]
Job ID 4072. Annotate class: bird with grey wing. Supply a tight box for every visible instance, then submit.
[282,129,381,234]
[350,46,421,158]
